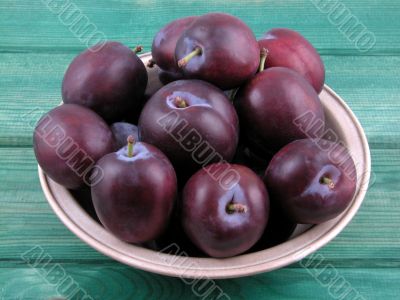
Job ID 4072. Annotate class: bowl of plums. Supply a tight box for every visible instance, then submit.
[35,13,371,278]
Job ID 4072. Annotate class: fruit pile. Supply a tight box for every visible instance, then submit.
[33,13,357,258]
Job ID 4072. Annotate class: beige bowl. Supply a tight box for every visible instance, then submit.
[38,53,371,279]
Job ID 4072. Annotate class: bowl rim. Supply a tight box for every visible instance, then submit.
[38,54,371,279]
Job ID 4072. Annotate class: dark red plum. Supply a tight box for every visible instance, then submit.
[236,67,325,154]
[175,13,260,90]
[182,163,269,258]
[91,138,177,243]
[139,80,239,177]
[62,41,148,122]
[264,139,357,224]
[110,122,139,149]
[151,16,197,72]
[258,28,325,93]
[33,104,114,189]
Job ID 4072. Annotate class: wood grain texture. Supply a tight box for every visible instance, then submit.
[0,0,399,54]
[1,0,399,299]
[1,266,399,300]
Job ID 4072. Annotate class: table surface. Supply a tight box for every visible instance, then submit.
[0,0,399,299]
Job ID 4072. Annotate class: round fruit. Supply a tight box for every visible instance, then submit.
[264,139,357,224]
[236,67,325,154]
[182,163,269,257]
[139,79,239,176]
[258,28,325,93]
[62,41,148,122]
[33,104,114,189]
[175,13,260,90]
[91,137,177,243]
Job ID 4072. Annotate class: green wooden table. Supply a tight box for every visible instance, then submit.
[1,1,399,299]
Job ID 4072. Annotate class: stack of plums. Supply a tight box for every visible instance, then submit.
[33,13,357,258]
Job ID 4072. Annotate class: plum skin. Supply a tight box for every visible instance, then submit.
[139,79,239,176]
[264,139,357,224]
[258,28,325,93]
[182,163,269,258]
[236,67,325,154]
[175,13,260,90]
[151,16,197,73]
[33,104,115,189]
[110,122,139,150]
[62,41,148,122]
[91,142,177,244]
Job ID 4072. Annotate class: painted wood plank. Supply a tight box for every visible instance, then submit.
[0,147,399,264]
[0,265,399,300]
[0,53,400,147]
[0,0,399,54]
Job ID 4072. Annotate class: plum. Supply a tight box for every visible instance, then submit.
[139,79,239,177]
[175,13,260,90]
[62,41,148,122]
[91,137,177,243]
[264,139,357,224]
[258,28,325,93]
[182,163,269,257]
[236,67,325,154]
[33,104,114,189]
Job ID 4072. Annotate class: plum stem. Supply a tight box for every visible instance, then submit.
[227,88,239,101]
[226,203,248,214]
[147,58,156,68]
[133,45,143,54]
[127,135,135,157]
[320,176,335,189]
[174,96,188,108]
[259,48,268,72]
[178,47,202,67]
